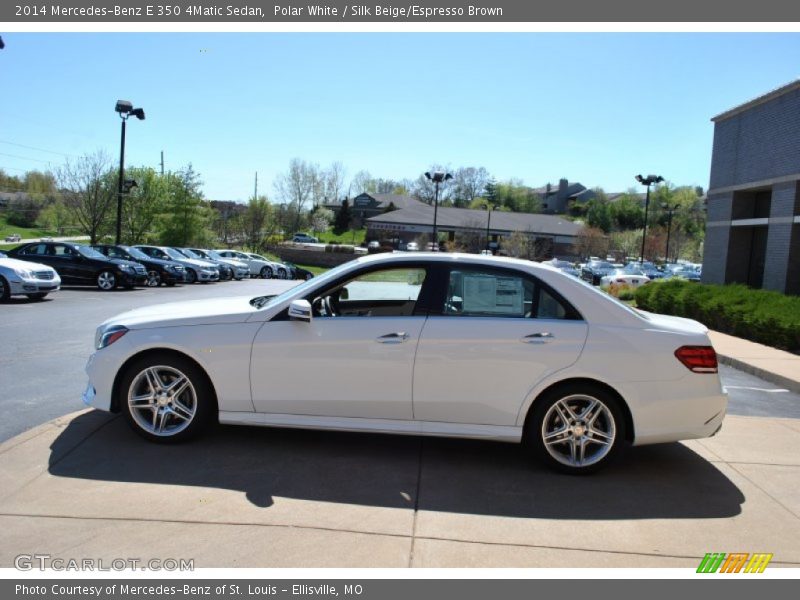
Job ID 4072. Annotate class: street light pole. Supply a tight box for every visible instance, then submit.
[114,100,145,245]
[425,171,452,250]
[116,116,126,245]
[662,203,680,263]
[484,204,495,251]
[635,174,664,263]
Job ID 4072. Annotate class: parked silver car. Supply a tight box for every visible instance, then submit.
[134,246,219,283]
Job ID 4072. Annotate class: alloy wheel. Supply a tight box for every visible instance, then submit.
[97,271,116,291]
[146,270,161,287]
[127,365,197,437]
[540,394,616,468]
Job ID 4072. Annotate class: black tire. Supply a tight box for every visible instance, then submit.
[277,268,286,279]
[146,270,162,287]
[119,352,216,444]
[26,293,48,300]
[185,268,197,284]
[260,266,272,279]
[525,383,626,474]
[97,270,117,291]
[305,272,313,281]
[0,276,11,302]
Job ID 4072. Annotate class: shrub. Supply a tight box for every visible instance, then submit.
[634,280,800,352]
[602,282,637,302]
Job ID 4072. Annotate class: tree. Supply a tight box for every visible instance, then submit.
[37,199,75,235]
[274,158,319,233]
[609,193,644,231]
[451,167,490,207]
[310,207,333,236]
[240,195,273,252]
[586,199,613,233]
[58,151,116,244]
[333,198,353,235]
[323,161,346,204]
[574,226,608,259]
[494,180,541,213]
[159,165,215,247]
[120,167,167,244]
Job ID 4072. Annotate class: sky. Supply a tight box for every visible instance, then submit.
[0,33,798,202]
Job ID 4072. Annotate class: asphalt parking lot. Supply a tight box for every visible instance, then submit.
[1,280,797,443]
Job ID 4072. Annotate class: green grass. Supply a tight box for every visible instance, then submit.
[317,229,366,245]
[0,214,57,241]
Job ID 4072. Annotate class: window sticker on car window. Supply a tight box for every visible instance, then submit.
[462,274,524,314]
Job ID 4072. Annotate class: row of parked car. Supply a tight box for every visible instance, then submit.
[542,258,702,287]
[0,241,314,302]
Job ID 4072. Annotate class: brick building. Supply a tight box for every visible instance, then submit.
[702,79,800,295]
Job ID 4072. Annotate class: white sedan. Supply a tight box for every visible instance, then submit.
[0,252,61,301]
[215,249,285,279]
[82,253,726,473]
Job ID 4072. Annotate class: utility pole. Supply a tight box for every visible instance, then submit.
[254,172,258,200]
[160,151,164,176]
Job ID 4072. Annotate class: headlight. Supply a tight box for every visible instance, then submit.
[95,325,128,350]
[119,264,133,272]
[14,268,34,279]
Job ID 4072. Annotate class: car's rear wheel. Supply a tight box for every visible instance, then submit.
[97,270,116,291]
[146,270,161,287]
[0,276,11,302]
[185,268,197,284]
[120,354,215,443]
[260,266,272,279]
[526,384,625,474]
[277,268,286,279]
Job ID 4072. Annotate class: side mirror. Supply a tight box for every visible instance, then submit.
[288,299,312,323]
[339,287,349,300]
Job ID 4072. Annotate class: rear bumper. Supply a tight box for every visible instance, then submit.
[632,391,728,446]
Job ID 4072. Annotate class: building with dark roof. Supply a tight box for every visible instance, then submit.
[533,179,598,214]
[702,79,800,295]
[367,204,583,256]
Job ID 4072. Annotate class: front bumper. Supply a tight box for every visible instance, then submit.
[8,274,61,296]
[118,271,147,287]
[196,270,219,282]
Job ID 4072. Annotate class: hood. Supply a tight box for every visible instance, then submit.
[0,257,56,272]
[102,295,260,329]
[109,258,144,268]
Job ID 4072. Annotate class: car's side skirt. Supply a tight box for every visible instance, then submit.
[218,411,522,443]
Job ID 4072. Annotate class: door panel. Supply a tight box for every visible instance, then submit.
[412,265,587,426]
[413,318,587,426]
[250,317,424,419]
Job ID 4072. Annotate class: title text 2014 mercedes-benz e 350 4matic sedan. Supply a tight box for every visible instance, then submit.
[82,253,726,473]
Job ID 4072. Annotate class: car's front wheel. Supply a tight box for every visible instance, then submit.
[120,354,215,443]
[260,266,272,279]
[146,270,161,287]
[526,384,625,474]
[97,270,116,291]
[185,268,197,284]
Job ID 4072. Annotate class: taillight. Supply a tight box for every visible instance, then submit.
[675,346,718,373]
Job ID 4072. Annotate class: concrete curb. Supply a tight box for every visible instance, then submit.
[717,353,800,394]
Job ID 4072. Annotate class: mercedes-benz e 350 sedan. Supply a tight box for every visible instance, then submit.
[82,253,727,473]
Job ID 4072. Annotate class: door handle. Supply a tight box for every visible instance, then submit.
[522,332,554,343]
[376,332,409,344]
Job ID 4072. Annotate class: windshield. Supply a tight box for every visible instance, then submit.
[165,248,187,260]
[250,261,354,310]
[207,250,224,260]
[249,254,268,261]
[77,245,107,259]
[180,248,202,259]
[190,249,209,258]
[125,247,150,261]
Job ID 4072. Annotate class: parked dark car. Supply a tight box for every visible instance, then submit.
[8,242,146,290]
[580,260,616,285]
[625,261,664,280]
[283,262,315,280]
[92,244,185,287]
